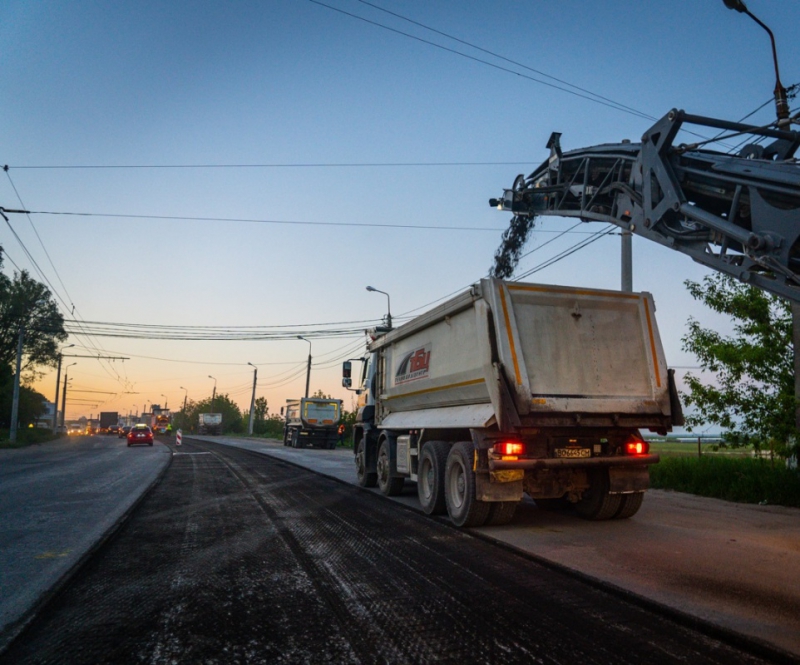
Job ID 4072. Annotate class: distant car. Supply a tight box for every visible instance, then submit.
[127,424,154,447]
[118,425,131,439]
[68,424,83,436]
[108,425,119,435]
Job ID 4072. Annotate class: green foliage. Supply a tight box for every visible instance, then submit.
[0,261,67,374]
[0,425,61,448]
[681,274,794,454]
[0,363,49,429]
[179,393,243,434]
[650,456,800,507]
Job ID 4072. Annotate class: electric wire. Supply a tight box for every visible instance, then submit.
[308,0,655,121]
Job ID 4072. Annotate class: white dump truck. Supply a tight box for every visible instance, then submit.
[282,398,344,449]
[198,412,222,435]
[343,278,682,527]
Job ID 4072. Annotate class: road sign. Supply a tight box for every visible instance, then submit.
[176,429,182,446]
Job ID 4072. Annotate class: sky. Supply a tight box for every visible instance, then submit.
[2,0,798,424]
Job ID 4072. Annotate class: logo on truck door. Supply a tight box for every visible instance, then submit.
[395,345,431,385]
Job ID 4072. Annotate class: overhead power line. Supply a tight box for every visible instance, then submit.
[6,161,532,170]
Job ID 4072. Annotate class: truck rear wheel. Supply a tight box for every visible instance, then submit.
[445,441,490,528]
[574,470,622,520]
[485,501,517,526]
[377,439,404,496]
[355,438,377,488]
[418,441,449,515]
[613,492,644,519]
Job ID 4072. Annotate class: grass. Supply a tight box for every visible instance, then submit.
[0,427,63,449]
[649,455,800,508]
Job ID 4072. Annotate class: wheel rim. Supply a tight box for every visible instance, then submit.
[447,457,466,510]
[419,456,433,501]
[377,448,389,486]
[355,447,365,476]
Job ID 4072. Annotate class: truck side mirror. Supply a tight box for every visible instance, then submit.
[342,377,352,388]
[342,361,351,379]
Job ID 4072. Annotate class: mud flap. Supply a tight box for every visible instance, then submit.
[608,466,649,494]
[476,470,524,502]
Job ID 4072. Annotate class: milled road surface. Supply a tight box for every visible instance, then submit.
[1,437,788,665]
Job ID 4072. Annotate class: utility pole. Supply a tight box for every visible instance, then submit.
[60,363,76,429]
[209,375,217,412]
[9,325,24,444]
[298,337,312,398]
[52,344,75,433]
[621,230,633,292]
[247,363,258,435]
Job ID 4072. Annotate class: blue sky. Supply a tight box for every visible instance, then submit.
[2,0,798,421]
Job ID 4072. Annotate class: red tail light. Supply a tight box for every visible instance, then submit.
[624,436,649,455]
[494,441,525,456]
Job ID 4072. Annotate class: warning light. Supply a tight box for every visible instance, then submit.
[624,436,649,455]
[494,441,525,456]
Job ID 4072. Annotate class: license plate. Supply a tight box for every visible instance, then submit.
[554,447,591,458]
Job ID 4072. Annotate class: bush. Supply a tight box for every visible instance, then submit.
[650,455,800,507]
[0,427,61,449]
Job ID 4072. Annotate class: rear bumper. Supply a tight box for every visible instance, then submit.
[489,454,659,471]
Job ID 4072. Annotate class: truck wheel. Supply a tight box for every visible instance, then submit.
[355,438,377,488]
[534,496,572,512]
[485,501,517,526]
[290,430,299,448]
[613,492,644,519]
[574,470,622,520]
[417,441,449,515]
[445,441,490,527]
[377,439,404,496]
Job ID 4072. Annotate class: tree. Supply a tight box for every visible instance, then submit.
[681,273,794,455]
[0,263,67,375]
[185,393,243,434]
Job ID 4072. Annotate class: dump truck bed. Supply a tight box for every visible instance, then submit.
[371,279,674,431]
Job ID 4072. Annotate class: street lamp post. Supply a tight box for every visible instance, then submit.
[366,286,392,330]
[247,362,258,435]
[209,375,217,412]
[161,394,168,410]
[60,363,77,429]
[52,344,75,433]
[297,336,312,398]
[180,386,188,430]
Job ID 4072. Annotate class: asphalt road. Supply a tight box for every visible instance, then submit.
[0,437,789,664]
[207,434,800,656]
[0,435,169,648]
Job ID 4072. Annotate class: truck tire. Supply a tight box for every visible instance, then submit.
[574,470,622,520]
[485,501,517,526]
[290,430,299,448]
[613,492,644,519]
[534,496,572,512]
[445,441,490,528]
[377,438,404,496]
[355,438,377,488]
[417,441,449,515]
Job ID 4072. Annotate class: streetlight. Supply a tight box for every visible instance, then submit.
[297,336,312,398]
[161,394,168,410]
[366,286,392,330]
[209,375,217,412]
[247,362,258,435]
[179,386,188,430]
[52,343,74,433]
[60,363,77,429]
[723,0,789,121]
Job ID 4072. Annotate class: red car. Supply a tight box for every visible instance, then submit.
[127,424,154,447]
